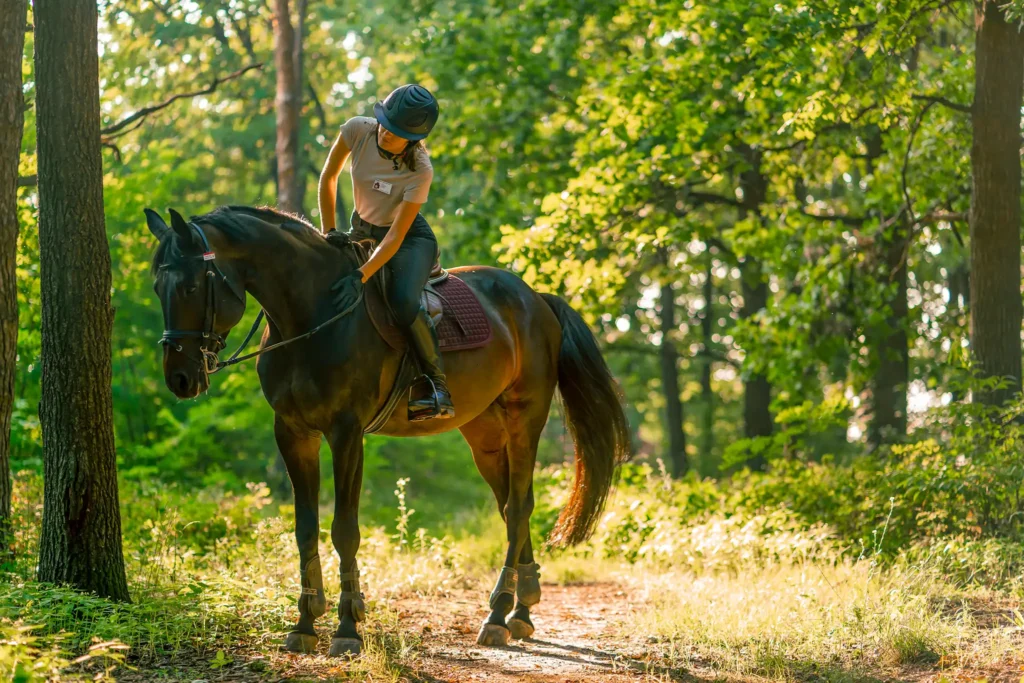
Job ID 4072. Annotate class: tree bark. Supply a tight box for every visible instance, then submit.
[274,0,303,214]
[699,255,714,471]
[35,0,130,602]
[868,218,909,446]
[658,279,688,477]
[970,0,1024,406]
[0,0,28,555]
[738,148,773,469]
[740,268,773,440]
[293,0,308,212]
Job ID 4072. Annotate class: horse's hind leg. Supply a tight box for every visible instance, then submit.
[463,396,548,646]
[276,417,327,654]
[507,536,541,640]
[459,406,513,645]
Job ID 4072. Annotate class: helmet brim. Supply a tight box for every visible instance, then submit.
[373,102,429,142]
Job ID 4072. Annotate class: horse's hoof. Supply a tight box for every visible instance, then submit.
[476,622,511,647]
[507,617,535,640]
[283,631,318,653]
[329,637,363,657]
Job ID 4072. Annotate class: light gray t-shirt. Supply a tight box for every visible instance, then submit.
[340,116,433,227]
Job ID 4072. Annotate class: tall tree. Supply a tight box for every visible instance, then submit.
[699,257,715,470]
[0,0,28,554]
[970,0,1024,406]
[738,151,774,466]
[274,0,304,214]
[35,0,129,601]
[868,217,909,446]
[658,276,688,477]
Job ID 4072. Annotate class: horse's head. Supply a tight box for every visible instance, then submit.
[146,208,247,398]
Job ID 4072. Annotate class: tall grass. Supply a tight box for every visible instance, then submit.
[538,462,1024,680]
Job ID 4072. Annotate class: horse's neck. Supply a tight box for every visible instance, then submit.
[235,232,348,338]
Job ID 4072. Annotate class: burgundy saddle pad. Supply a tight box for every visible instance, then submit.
[365,273,492,353]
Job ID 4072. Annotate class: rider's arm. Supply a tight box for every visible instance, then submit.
[356,201,422,282]
[318,132,351,233]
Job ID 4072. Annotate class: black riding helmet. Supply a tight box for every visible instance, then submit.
[373,84,439,141]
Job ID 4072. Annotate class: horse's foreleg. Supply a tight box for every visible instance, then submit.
[276,417,326,654]
[327,413,365,657]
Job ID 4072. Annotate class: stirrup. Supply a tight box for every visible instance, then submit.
[407,375,453,421]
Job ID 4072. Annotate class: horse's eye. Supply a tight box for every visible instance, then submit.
[186,285,198,295]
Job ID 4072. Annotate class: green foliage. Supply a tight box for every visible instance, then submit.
[535,394,1024,592]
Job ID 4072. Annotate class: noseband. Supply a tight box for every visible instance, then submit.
[158,222,247,375]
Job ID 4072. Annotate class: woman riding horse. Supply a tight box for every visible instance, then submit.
[147,88,631,658]
[318,84,453,422]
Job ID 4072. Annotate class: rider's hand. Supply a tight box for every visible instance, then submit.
[332,271,364,312]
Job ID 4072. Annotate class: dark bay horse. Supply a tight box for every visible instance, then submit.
[146,205,630,656]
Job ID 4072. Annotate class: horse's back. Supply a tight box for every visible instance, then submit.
[374,265,561,437]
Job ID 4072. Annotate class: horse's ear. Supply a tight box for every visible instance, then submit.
[168,208,196,248]
[144,208,171,242]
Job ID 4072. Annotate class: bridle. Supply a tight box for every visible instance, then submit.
[158,222,248,374]
[159,222,363,376]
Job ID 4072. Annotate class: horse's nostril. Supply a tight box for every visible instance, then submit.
[173,371,190,394]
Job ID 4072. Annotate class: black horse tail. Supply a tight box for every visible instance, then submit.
[540,293,632,547]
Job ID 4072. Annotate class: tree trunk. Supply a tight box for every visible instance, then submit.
[658,279,688,477]
[700,255,714,472]
[970,0,1024,407]
[0,0,28,555]
[35,0,130,602]
[293,0,308,212]
[740,268,773,441]
[274,0,303,214]
[738,148,773,469]
[868,218,909,446]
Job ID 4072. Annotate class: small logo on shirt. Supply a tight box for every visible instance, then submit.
[372,180,393,195]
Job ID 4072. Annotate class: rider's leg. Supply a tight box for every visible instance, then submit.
[384,215,454,421]
[405,307,454,420]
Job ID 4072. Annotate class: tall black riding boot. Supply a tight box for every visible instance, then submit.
[405,307,455,421]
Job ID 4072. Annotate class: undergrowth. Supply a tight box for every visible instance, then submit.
[4,401,1024,683]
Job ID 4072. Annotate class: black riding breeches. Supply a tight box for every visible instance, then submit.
[350,212,437,328]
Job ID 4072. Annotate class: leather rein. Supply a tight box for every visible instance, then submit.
[158,222,363,376]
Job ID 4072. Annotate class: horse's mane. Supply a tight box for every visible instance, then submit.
[198,205,320,241]
[151,205,353,276]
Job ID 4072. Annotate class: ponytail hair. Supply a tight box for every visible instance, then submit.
[401,139,426,172]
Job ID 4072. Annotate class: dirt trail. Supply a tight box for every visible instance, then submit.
[390,583,699,683]
[120,582,1019,682]
[125,582,715,683]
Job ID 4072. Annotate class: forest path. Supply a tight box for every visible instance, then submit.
[119,581,1017,682]
[389,582,708,682]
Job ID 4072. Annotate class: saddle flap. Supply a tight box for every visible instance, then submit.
[421,286,443,327]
